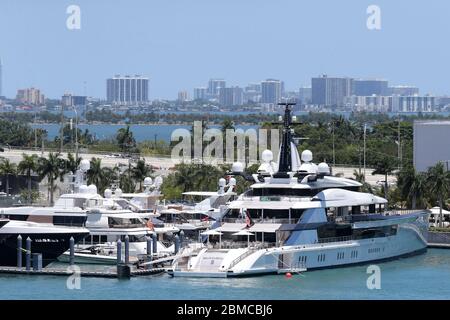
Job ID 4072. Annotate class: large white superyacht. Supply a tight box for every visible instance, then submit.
[169,102,429,277]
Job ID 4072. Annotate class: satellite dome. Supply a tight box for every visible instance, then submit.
[261,150,273,163]
[115,188,123,197]
[87,184,98,194]
[79,185,88,193]
[143,177,153,187]
[301,150,313,163]
[154,176,163,187]
[231,162,244,173]
[80,159,90,171]
[104,189,113,198]
[228,177,237,186]
[218,178,226,187]
[317,162,330,175]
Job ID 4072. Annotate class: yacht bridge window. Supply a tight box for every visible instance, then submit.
[108,217,144,228]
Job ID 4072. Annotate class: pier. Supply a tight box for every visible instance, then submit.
[0,266,166,278]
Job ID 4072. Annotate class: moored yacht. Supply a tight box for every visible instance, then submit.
[157,177,236,241]
[0,219,89,267]
[169,102,429,278]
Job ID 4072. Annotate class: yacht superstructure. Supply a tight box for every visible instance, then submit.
[169,103,429,277]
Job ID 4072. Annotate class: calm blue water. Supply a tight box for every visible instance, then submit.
[1,249,449,300]
[31,124,258,142]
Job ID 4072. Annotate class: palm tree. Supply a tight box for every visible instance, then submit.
[18,154,38,203]
[131,159,153,191]
[426,162,450,228]
[63,153,81,176]
[372,155,397,199]
[353,170,373,194]
[37,153,63,205]
[120,171,136,193]
[116,126,136,154]
[0,158,17,195]
[87,158,103,187]
[100,167,119,194]
[397,166,428,209]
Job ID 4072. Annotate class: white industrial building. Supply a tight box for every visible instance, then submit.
[414,121,450,172]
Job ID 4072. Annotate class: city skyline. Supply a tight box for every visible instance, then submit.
[1,1,450,99]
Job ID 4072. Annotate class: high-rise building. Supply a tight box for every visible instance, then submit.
[353,79,388,96]
[207,79,226,97]
[261,79,282,104]
[298,87,312,105]
[311,75,353,106]
[391,95,436,112]
[16,88,45,105]
[61,93,87,107]
[106,75,149,105]
[245,83,261,93]
[178,90,189,102]
[193,87,207,100]
[389,86,419,96]
[219,86,243,106]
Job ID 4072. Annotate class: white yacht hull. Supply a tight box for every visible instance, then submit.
[169,218,428,278]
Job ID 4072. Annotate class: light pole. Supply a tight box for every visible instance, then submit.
[397,113,401,170]
[73,107,79,162]
[332,120,335,166]
[363,123,366,177]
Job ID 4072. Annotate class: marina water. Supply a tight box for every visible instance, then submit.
[1,249,449,300]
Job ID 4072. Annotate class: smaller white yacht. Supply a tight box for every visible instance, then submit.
[157,177,236,240]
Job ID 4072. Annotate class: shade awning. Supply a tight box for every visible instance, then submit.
[200,230,223,236]
[216,223,247,233]
[249,223,281,233]
[232,230,254,236]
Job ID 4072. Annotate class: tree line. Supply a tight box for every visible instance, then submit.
[0,153,154,205]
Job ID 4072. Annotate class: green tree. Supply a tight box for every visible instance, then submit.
[131,159,153,191]
[18,154,38,203]
[87,158,103,188]
[372,155,397,199]
[0,158,17,195]
[116,126,136,154]
[61,153,81,176]
[426,162,450,227]
[353,170,373,194]
[397,165,428,209]
[37,153,63,205]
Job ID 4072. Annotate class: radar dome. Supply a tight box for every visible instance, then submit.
[301,150,313,163]
[115,188,123,197]
[231,162,244,173]
[143,177,153,187]
[228,177,237,186]
[218,178,226,187]
[79,185,88,193]
[317,162,330,175]
[104,189,113,198]
[154,176,163,187]
[87,184,98,194]
[261,150,273,163]
[80,159,90,171]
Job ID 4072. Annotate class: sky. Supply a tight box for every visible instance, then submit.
[0,0,449,99]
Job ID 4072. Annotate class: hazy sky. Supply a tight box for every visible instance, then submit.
[0,0,449,99]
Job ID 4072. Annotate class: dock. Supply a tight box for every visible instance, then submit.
[0,266,166,278]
